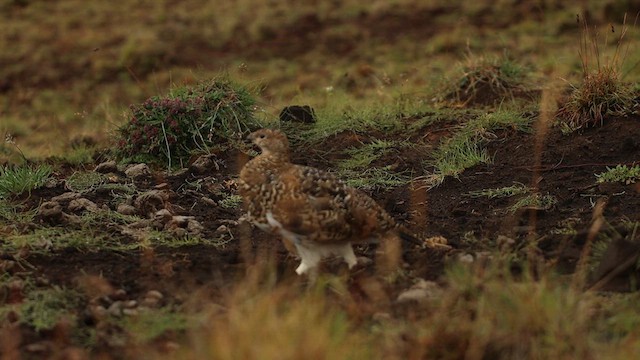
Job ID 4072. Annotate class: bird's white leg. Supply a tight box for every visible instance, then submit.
[337,243,357,269]
[294,243,321,276]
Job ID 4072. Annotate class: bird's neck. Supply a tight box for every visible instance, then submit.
[259,150,290,164]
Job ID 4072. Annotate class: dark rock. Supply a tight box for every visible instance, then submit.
[279,105,316,124]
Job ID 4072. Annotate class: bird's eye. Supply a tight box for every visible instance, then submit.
[259,134,266,139]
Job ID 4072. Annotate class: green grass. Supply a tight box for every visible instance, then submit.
[217,194,243,210]
[115,78,261,169]
[467,183,530,198]
[446,52,531,105]
[342,166,410,191]
[425,110,532,187]
[65,171,106,193]
[338,139,403,170]
[120,307,189,344]
[0,164,52,198]
[18,286,83,332]
[508,193,557,213]
[557,16,636,129]
[596,164,640,184]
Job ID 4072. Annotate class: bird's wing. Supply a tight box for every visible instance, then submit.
[270,165,354,243]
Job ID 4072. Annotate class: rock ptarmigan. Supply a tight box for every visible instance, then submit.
[238,129,424,276]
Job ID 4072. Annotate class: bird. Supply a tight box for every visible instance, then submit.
[238,128,424,277]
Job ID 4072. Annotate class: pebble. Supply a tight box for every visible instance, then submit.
[107,301,123,317]
[457,253,475,264]
[124,300,138,308]
[124,163,150,178]
[68,198,99,213]
[396,279,442,304]
[51,192,81,204]
[38,201,63,219]
[94,160,118,173]
[111,289,128,301]
[122,308,139,316]
[25,342,51,353]
[215,225,229,234]
[187,219,204,234]
[117,203,137,215]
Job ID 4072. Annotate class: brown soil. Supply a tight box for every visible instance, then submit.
[2,112,640,357]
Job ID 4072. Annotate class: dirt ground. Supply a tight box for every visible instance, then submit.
[2,111,638,357]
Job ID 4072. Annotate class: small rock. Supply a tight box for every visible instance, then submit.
[123,300,138,308]
[124,163,150,178]
[215,225,229,234]
[279,105,316,124]
[141,290,164,308]
[135,190,169,217]
[201,196,217,206]
[111,289,128,301]
[122,308,139,316]
[497,235,516,249]
[372,312,392,322]
[187,219,204,235]
[35,277,50,286]
[38,201,63,219]
[94,160,118,173]
[25,342,52,353]
[154,209,173,226]
[190,154,219,174]
[90,305,108,320]
[68,198,99,213]
[116,204,137,216]
[51,192,81,204]
[396,279,442,304]
[146,290,164,300]
[154,182,170,190]
[171,227,188,237]
[457,253,475,264]
[107,301,123,317]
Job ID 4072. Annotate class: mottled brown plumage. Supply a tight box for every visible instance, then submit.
[238,129,421,276]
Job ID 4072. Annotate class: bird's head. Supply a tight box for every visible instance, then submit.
[247,129,290,156]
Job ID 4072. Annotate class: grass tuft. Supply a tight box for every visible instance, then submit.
[446,53,531,106]
[0,164,52,198]
[557,16,636,129]
[115,78,261,168]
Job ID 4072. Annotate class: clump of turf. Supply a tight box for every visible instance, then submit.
[115,78,260,168]
[557,16,636,129]
[446,53,531,106]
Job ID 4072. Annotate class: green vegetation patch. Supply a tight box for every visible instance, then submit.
[115,78,260,168]
[0,164,52,198]
[19,286,83,332]
[426,111,532,187]
[342,166,410,191]
[120,307,189,343]
[338,139,403,171]
[467,183,530,199]
[446,53,531,106]
[596,164,640,184]
[65,171,106,193]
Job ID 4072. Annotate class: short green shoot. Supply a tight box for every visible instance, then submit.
[218,194,243,210]
[508,193,557,213]
[338,139,401,170]
[342,166,410,190]
[467,183,530,198]
[596,165,640,184]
